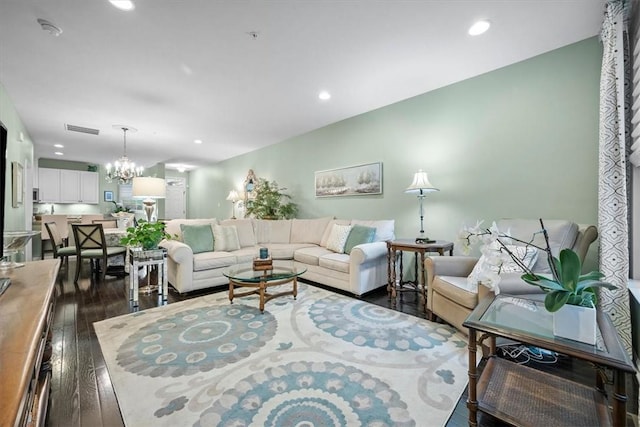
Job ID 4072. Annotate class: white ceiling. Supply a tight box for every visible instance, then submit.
[0,0,606,171]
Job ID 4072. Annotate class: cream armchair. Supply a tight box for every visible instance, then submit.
[425,219,598,334]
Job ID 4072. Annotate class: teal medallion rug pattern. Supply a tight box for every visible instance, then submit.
[94,284,469,427]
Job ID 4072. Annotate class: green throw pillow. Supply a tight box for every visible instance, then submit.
[180,224,214,254]
[344,225,376,254]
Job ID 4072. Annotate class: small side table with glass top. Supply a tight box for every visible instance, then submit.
[463,294,636,427]
[386,239,453,302]
[128,247,168,308]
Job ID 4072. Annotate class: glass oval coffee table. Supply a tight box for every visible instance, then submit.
[223,261,306,313]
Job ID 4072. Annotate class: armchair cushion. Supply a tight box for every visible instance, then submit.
[467,244,538,291]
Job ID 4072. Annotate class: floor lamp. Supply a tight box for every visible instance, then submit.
[405,169,439,244]
[132,177,166,222]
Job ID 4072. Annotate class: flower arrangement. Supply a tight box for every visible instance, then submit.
[458,219,616,312]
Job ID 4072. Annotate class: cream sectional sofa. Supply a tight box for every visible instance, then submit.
[160,217,395,296]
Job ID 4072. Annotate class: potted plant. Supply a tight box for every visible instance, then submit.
[120,220,175,250]
[460,219,616,344]
[245,178,297,219]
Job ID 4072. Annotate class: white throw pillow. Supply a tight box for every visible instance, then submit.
[325,224,353,253]
[467,244,538,292]
[213,225,241,252]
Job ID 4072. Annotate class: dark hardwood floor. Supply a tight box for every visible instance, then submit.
[45,260,638,427]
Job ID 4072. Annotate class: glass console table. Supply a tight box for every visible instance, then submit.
[128,247,168,308]
[463,294,635,427]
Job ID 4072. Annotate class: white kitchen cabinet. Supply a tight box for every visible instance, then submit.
[37,168,60,202]
[38,168,99,204]
[59,170,99,203]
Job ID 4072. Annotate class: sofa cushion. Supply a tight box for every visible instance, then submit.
[213,225,241,251]
[320,219,351,247]
[351,219,395,242]
[180,224,214,254]
[344,225,376,254]
[253,219,292,243]
[326,224,353,253]
[433,275,478,310]
[220,219,256,247]
[166,218,217,241]
[261,243,312,259]
[294,246,333,266]
[319,253,350,273]
[290,217,333,244]
[193,251,236,271]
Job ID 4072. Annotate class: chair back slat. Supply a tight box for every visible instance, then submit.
[45,222,63,247]
[73,223,107,254]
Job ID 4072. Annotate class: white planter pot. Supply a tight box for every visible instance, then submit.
[552,304,596,345]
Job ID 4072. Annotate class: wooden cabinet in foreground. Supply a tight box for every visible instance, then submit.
[0,259,60,427]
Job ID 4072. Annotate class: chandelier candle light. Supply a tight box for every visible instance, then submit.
[132,177,166,222]
[405,169,439,244]
[105,126,144,184]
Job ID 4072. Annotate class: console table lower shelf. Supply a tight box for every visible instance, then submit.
[476,357,610,426]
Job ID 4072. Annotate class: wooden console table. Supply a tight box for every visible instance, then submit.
[463,294,636,426]
[0,259,60,427]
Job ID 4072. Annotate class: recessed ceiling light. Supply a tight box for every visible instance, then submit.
[318,91,331,101]
[54,144,64,148]
[109,0,135,11]
[54,151,64,156]
[177,167,186,173]
[468,20,490,36]
[194,139,202,144]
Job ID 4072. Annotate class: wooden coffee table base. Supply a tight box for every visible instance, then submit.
[228,276,298,313]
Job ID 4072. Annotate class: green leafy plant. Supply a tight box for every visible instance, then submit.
[111,201,132,213]
[245,178,297,219]
[521,247,616,312]
[120,220,175,250]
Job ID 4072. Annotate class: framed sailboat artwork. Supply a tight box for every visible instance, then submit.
[314,162,382,198]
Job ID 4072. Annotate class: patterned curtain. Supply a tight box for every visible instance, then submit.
[598,0,632,354]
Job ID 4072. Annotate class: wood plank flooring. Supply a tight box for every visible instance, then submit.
[44,260,638,427]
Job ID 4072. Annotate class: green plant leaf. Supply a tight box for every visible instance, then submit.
[544,290,571,312]
[559,249,581,292]
[521,274,565,291]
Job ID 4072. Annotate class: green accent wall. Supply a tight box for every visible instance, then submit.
[1,82,35,231]
[189,37,602,266]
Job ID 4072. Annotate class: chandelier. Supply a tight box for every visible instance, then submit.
[105,126,143,184]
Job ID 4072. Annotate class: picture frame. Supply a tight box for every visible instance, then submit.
[315,162,382,197]
[104,190,114,202]
[11,161,23,207]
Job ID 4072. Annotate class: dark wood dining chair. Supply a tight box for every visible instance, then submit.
[44,221,76,267]
[72,223,126,283]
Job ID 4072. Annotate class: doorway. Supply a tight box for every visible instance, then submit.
[165,177,186,219]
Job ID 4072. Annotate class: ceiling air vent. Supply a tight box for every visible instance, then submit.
[65,124,100,135]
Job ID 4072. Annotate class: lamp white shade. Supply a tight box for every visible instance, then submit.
[226,190,240,201]
[405,169,439,193]
[132,177,166,199]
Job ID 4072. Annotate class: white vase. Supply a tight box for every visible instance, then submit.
[552,304,596,345]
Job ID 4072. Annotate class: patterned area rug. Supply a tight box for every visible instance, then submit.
[94,283,469,427]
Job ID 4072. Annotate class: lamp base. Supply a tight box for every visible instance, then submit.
[415,233,435,244]
[143,199,155,222]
